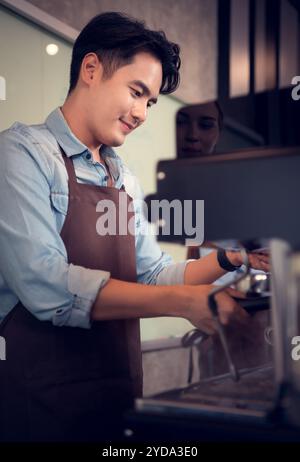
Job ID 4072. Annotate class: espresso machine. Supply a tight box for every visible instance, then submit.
[125,145,300,441]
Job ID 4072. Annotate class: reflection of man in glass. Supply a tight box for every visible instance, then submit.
[176,101,225,259]
[176,101,223,158]
[176,101,271,379]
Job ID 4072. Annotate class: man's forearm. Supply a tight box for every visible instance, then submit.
[91,279,189,321]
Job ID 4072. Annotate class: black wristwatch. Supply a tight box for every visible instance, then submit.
[217,248,242,272]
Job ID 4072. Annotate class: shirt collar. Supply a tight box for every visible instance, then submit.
[45,107,88,157]
[45,107,124,185]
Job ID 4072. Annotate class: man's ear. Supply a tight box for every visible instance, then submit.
[80,53,103,86]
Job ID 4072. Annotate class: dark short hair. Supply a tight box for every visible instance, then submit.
[68,12,181,95]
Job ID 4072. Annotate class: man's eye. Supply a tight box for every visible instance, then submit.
[198,120,216,129]
[131,88,142,97]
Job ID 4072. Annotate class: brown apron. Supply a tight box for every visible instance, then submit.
[0,148,142,442]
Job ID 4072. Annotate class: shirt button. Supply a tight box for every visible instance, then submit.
[104,175,109,181]
[86,153,91,160]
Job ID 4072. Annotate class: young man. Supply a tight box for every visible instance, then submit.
[0,12,269,442]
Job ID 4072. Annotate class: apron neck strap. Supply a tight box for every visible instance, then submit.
[58,144,126,193]
[58,145,78,187]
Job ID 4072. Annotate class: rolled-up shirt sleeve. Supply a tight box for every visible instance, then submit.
[0,130,109,328]
[52,264,110,328]
[155,260,192,285]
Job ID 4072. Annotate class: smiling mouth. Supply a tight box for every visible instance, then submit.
[119,119,134,132]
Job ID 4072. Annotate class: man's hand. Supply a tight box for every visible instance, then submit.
[226,250,270,273]
[184,285,248,335]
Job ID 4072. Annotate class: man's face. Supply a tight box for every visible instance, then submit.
[176,102,220,157]
[85,52,162,147]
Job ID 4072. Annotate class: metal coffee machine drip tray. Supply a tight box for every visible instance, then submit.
[136,365,276,422]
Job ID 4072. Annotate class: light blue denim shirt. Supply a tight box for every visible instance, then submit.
[0,108,188,328]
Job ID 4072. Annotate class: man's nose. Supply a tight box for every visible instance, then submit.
[131,101,147,125]
[185,121,199,142]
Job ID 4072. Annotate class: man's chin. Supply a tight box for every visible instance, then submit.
[99,131,126,148]
[109,136,126,148]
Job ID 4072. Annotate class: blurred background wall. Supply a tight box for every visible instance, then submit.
[25,0,218,103]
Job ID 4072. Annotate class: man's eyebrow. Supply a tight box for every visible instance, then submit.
[130,80,158,104]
